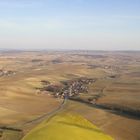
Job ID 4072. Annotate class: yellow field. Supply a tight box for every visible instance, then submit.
[22,113,113,140]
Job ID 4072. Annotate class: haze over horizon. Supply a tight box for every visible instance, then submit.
[0,0,140,50]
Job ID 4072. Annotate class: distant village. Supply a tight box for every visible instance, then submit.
[0,69,16,77]
[38,77,96,99]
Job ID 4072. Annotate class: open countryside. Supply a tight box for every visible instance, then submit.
[0,51,140,140]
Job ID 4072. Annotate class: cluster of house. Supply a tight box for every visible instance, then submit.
[0,69,16,77]
[40,77,96,99]
[88,64,113,69]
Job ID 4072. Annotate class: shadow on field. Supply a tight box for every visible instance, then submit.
[69,99,140,120]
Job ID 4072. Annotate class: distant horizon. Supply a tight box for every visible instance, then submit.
[0,48,140,52]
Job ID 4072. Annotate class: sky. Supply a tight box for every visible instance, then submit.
[0,0,140,50]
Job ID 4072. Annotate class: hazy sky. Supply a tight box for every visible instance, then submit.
[0,0,140,50]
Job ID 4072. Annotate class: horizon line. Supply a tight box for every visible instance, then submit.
[0,48,140,52]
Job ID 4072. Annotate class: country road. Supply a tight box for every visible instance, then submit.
[19,97,67,128]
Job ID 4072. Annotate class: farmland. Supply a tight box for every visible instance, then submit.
[0,50,140,140]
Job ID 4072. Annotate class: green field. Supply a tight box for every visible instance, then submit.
[22,113,113,140]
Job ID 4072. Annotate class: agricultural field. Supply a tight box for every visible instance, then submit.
[22,113,113,140]
[0,50,140,140]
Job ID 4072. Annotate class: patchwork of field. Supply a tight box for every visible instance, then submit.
[0,50,140,140]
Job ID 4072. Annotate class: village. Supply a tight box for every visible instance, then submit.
[40,77,96,99]
[0,69,16,77]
